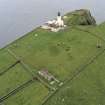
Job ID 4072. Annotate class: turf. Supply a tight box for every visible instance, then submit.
[7,27,105,81]
[44,48,105,105]
[0,49,16,70]
[0,63,31,96]
[0,11,105,105]
[4,82,49,105]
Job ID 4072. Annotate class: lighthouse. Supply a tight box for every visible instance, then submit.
[57,12,62,21]
[56,12,64,27]
[41,11,65,32]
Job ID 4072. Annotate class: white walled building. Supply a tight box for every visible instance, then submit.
[41,12,65,32]
[55,12,64,27]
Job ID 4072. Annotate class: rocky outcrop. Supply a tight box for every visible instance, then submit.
[63,9,96,25]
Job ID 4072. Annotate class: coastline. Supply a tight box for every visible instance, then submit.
[0,9,105,105]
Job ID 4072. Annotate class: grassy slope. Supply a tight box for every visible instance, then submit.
[6,27,105,81]
[44,52,105,105]
[4,82,49,105]
[0,63,31,96]
[43,24,105,105]
[0,12,105,105]
[0,49,16,69]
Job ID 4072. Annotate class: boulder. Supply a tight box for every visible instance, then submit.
[64,9,96,25]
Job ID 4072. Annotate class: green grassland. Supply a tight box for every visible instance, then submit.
[0,63,31,96]
[4,82,49,105]
[0,10,105,105]
[0,49,16,69]
[44,48,105,105]
[7,27,105,81]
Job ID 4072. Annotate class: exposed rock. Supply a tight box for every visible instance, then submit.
[64,9,96,25]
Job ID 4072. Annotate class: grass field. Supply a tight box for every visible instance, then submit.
[0,49,16,70]
[4,82,49,105]
[1,10,105,105]
[0,55,49,105]
[44,49,105,105]
[0,63,31,96]
[6,26,105,81]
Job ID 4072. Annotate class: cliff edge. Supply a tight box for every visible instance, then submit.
[64,9,96,25]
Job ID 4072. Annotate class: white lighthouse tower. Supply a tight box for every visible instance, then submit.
[41,11,65,32]
[56,12,64,27]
